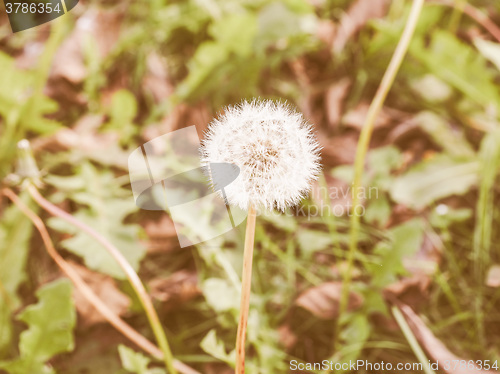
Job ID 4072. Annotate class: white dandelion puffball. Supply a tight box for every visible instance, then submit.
[201,99,321,211]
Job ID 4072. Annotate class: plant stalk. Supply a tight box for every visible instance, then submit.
[26,185,178,374]
[338,0,425,342]
[235,205,257,374]
[391,306,436,374]
[1,188,199,374]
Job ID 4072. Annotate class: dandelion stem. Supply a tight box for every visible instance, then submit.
[1,188,199,374]
[338,0,425,347]
[26,184,178,374]
[235,205,257,374]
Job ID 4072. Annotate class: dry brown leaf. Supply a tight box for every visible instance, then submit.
[318,132,358,166]
[295,282,363,320]
[403,233,441,276]
[143,216,179,253]
[143,105,186,142]
[386,117,422,144]
[143,216,177,238]
[149,270,200,309]
[143,102,211,144]
[384,231,441,310]
[278,325,298,350]
[330,261,363,279]
[333,0,390,54]
[385,275,431,297]
[51,29,86,84]
[204,364,233,374]
[51,8,123,83]
[16,41,44,70]
[142,52,174,103]
[88,9,123,58]
[32,114,131,168]
[288,58,325,127]
[385,203,416,228]
[342,102,403,130]
[486,265,500,288]
[145,239,179,254]
[384,274,431,312]
[31,115,104,153]
[325,78,351,129]
[399,304,495,374]
[70,261,131,326]
[316,20,336,46]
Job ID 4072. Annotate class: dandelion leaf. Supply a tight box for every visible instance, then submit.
[0,279,75,374]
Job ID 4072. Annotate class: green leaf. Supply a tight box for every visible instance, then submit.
[336,314,371,369]
[412,31,500,107]
[368,146,403,177]
[280,0,314,13]
[390,155,479,210]
[0,52,60,176]
[0,52,34,117]
[0,279,76,374]
[368,6,443,58]
[109,90,137,127]
[414,112,475,157]
[475,38,500,71]
[297,230,347,258]
[0,193,34,353]
[340,313,370,347]
[331,165,355,183]
[118,345,165,374]
[364,194,391,227]
[410,74,452,102]
[201,278,239,312]
[18,280,75,359]
[260,209,297,232]
[367,146,403,191]
[256,2,315,49]
[0,52,60,134]
[44,174,86,191]
[429,206,472,229]
[297,229,331,251]
[50,210,145,280]
[209,13,257,57]
[119,345,149,374]
[200,329,235,366]
[47,163,146,279]
[474,128,500,270]
[175,41,229,100]
[369,219,425,287]
[105,90,138,144]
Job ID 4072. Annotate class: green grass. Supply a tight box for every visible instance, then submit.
[0,0,500,373]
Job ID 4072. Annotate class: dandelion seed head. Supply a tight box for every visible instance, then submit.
[201,99,321,211]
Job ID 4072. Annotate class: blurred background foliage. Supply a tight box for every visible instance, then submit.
[0,0,500,373]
